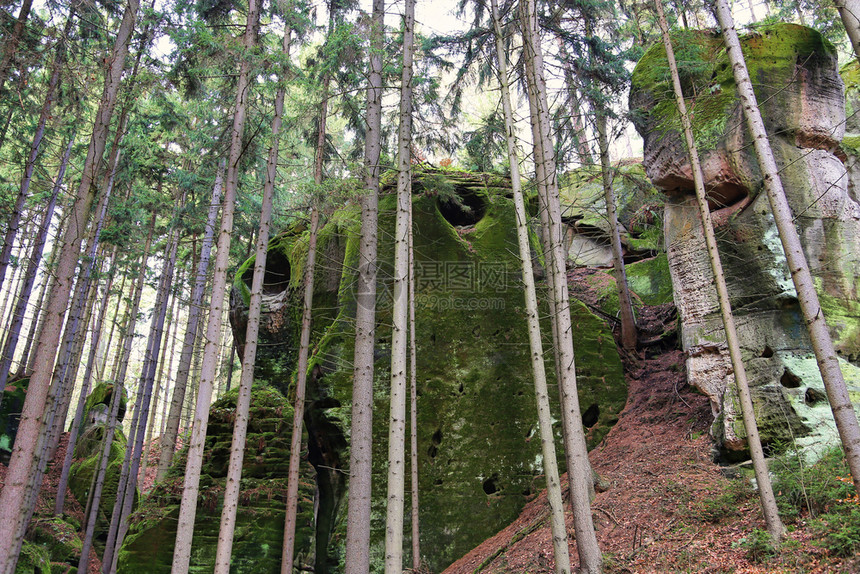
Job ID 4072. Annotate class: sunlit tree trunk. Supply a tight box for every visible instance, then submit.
[384,1,415,572]
[345,0,383,569]
[715,0,860,497]
[156,166,223,480]
[171,0,261,567]
[213,23,292,574]
[656,0,785,541]
[834,0,860,61]
[521,0,602,571]
[491,1,572,571]
[0,0,139,565]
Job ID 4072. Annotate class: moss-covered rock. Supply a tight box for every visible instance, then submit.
[631,24,860,460]
[16,540,51,574]
[117,385,316,574]
[1,376,29,464]
[224,168,626,572]
[67,383,129,552]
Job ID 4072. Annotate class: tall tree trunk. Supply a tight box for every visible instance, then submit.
[214,24,292,574]
[491,1,572,571]
[656,0,785,541]
[594,112,637,351]
[0,134,72,389]
[97,268,128,381]
[103,224,180,573]
[715,0,860,498]
[139,272,181,487]
[156,165,224,479]
[0,0,34,106]
[54,246,117,515]
[171,0,261,568]
[520,0,603,571]
[0,10,73,293]
[385,1,415,571]
[407,192,421,570]
[344,0,383,570]
[77,377,123,571]
[834,0,860,60]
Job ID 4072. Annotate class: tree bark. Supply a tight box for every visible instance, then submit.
[213,23,292,574]
[656,0,785,541]
[385,2,415,571]
[715,0,860,497]
[171,0,261,568]
[492,1,572,571]
[0,134,72,389]
[835,0,860,61]
[156,165,224,480]
[344,0,383,569]
[521,0,603,571]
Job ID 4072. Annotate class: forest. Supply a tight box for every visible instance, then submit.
[0,0,859,572]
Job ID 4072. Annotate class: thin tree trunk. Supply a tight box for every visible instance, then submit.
[139,272,181,488]
[521,0,603,571]
[385,1,415,570]
[492,1,572,571]
[656,0,785,541]
[156,165,224,480]
[98,268,128,381]
[54,247,117,515]
[0,0,34,108]
[280,206,320,573]
[214,24,292,574]
[171,0,261,568]
[103,223,180,573]
[714,0,860,498]
[407,193,421,570]
[77,378,123,571]
[595,112,637,351]
[344,0,383,570]
[0,134,72,389]
[0,10,73,294]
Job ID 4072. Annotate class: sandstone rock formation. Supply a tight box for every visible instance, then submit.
[221,169,627,572]
[630,24,860,461]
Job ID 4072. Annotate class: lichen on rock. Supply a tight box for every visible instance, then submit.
[630,23,860,461]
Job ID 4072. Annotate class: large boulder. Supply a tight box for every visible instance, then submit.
[630,24,860,461]
[227,169,627,572]
[117,385,317,573]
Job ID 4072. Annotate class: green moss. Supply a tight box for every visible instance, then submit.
[626,254,674,305]
[117,385,316,574]
[16,540,51,574]
[632,24,839,153]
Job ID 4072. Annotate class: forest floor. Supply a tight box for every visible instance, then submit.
[442,303,860,574]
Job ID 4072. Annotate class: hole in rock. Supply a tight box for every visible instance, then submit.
[582,403,600,428]
[242,248,291,294]
[761,345,774,358]
[482,474,500,495]
[431,429,443,445]
[435,479,443,486]
[437,187,487,227]
[705,182,748,211]
[780,368,802,388]
[427,444,438,459]
[458,382,464,394]
[805,387,825,405]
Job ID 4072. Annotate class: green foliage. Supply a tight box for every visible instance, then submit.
[734,527,778,562]
[695,477,755,523]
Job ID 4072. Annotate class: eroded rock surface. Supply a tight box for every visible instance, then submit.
[631,24,860,461]
[227,170,627,572]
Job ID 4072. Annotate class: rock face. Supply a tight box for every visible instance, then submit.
[631,24,860,461]
[224,170,627,572]
[117,385,317,573]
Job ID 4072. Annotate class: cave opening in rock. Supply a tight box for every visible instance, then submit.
[582,403,600,428]
[437,187,487,227]
[780,368,802,388]
[482,473,500,495]
[242,249,291,294]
